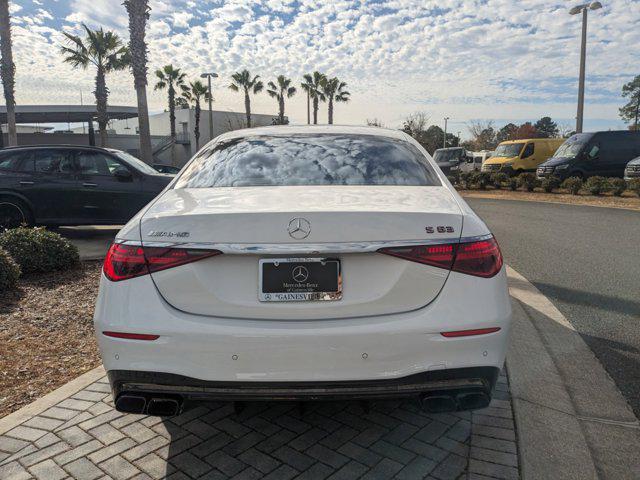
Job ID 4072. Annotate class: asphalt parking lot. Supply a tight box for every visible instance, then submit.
[467,198,640,417]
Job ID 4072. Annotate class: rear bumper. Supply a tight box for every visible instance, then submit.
[108,367,499,402]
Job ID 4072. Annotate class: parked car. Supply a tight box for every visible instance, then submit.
[433,147,469,174]
[96,125,511,417]
[0,145,173,229]
[537,131,640,181]
[153,163,181,175]
[454,150,493,173]
[482,138,564,175]
[624,156,640,181]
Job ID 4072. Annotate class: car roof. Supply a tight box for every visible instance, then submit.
[499,138,563,145]
[0,144,121,153]
[214,124,411,142]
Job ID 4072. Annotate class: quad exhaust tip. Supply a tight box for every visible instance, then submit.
[115,394,182,417]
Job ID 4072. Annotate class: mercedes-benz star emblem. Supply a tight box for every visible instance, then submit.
[292,265,309,283]
[287,217,311,239]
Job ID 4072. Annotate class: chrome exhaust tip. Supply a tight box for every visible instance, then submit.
[115,394,146,414]
[146,397,182,417]
[421,394,457,413]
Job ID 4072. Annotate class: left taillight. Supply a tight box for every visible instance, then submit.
[378,236,503,278]
[103,243,221,282]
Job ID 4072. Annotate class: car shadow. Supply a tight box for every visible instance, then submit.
[533,281,640,317]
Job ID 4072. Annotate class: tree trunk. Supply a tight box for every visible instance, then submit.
[279,95,285,124]
[135,85,153,161]
[245,89,251,128]
[328,97,334,125]
[94,67,109,147]
[313,96,318,125]
[306,91,310,125]
[168,82,176,138]
[126,0,153,163]
[194,99,201,151]
[0,0,18,146]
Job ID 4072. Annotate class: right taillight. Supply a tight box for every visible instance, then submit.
[378,236,503,278]
[103,243,221,282]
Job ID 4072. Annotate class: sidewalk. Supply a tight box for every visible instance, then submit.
[0,368,518,480]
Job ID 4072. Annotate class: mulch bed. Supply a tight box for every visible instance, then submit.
[0,262,102,418]
[460,189,640,211]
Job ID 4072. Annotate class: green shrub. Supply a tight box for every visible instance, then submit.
[584,176,610,196]
[627,178,640,197]
[0,247,20,291]
[508,177,518,191]
[517,173,538,192]
[0,227,80,274]
[541,176,561,193]
[476,172,490,190]
[609,178,626,196]
[562,177,583,195]
[491,173,508,190]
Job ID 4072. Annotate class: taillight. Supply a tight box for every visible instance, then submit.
[103,243,221,282]
[378,236,503,278]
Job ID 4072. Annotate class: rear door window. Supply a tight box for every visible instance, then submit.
[33,150,75,174]
[175,134,440,188]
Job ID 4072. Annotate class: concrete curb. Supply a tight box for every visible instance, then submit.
[506,267,640,480]
[0,366,106,436]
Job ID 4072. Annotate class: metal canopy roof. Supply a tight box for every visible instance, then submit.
[0,105,138,124]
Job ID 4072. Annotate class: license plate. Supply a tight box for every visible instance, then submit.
[259,258,342,302]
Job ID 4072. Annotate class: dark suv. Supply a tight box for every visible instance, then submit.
[537,131,640,181]
[0,145,173,229]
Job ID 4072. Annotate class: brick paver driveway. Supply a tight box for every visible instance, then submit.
[0,371,518,480]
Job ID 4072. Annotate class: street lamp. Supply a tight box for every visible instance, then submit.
[569,2,602,133]
[200,72,218,142]
[443,117,450,148]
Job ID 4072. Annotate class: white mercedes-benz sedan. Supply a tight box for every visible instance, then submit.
[94,125,511,417]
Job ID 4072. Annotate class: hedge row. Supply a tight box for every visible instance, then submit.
[449,172,640,198]
[0,227,80,292]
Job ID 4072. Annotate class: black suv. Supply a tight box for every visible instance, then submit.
[0,145,173,229]
[537,131,640,181]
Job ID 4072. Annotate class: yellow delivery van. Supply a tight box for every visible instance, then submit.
[481,138,564,175]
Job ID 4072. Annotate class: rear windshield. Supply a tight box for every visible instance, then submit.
[174,134,440,188]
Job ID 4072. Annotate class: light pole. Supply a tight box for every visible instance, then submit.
[569,2,602,133]
[200,72,218,142]
[443,117,450,148]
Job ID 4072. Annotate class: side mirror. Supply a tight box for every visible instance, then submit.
[113,167,133,181]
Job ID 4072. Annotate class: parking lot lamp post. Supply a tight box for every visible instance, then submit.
[200,72,218,142]
[443,117,450,148]
[570,2,602,133]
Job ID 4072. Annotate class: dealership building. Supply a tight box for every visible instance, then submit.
[0,105,278,166]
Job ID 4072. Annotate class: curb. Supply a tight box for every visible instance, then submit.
[505,267,640,479]
[461,192,640,212]
[0,366,105,436]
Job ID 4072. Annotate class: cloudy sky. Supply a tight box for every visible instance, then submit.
[4,0,640,134]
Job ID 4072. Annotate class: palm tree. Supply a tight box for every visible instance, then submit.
[123,0,152,163]
[154,65,188,140]
[0,0,17,146]
[267,75,296,125]
[182,80,210,150]
[61,25,129,147]
[301,71,326,125]
[228,69,263,128]
[321,77,350,125]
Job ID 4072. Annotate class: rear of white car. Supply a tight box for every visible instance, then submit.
[94,126,511,417]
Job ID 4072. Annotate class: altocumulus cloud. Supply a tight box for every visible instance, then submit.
[2,0,640,130]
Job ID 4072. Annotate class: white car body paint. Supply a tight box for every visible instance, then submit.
[94,125,511,411]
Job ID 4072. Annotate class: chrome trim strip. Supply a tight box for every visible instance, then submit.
[115,234,493,254]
